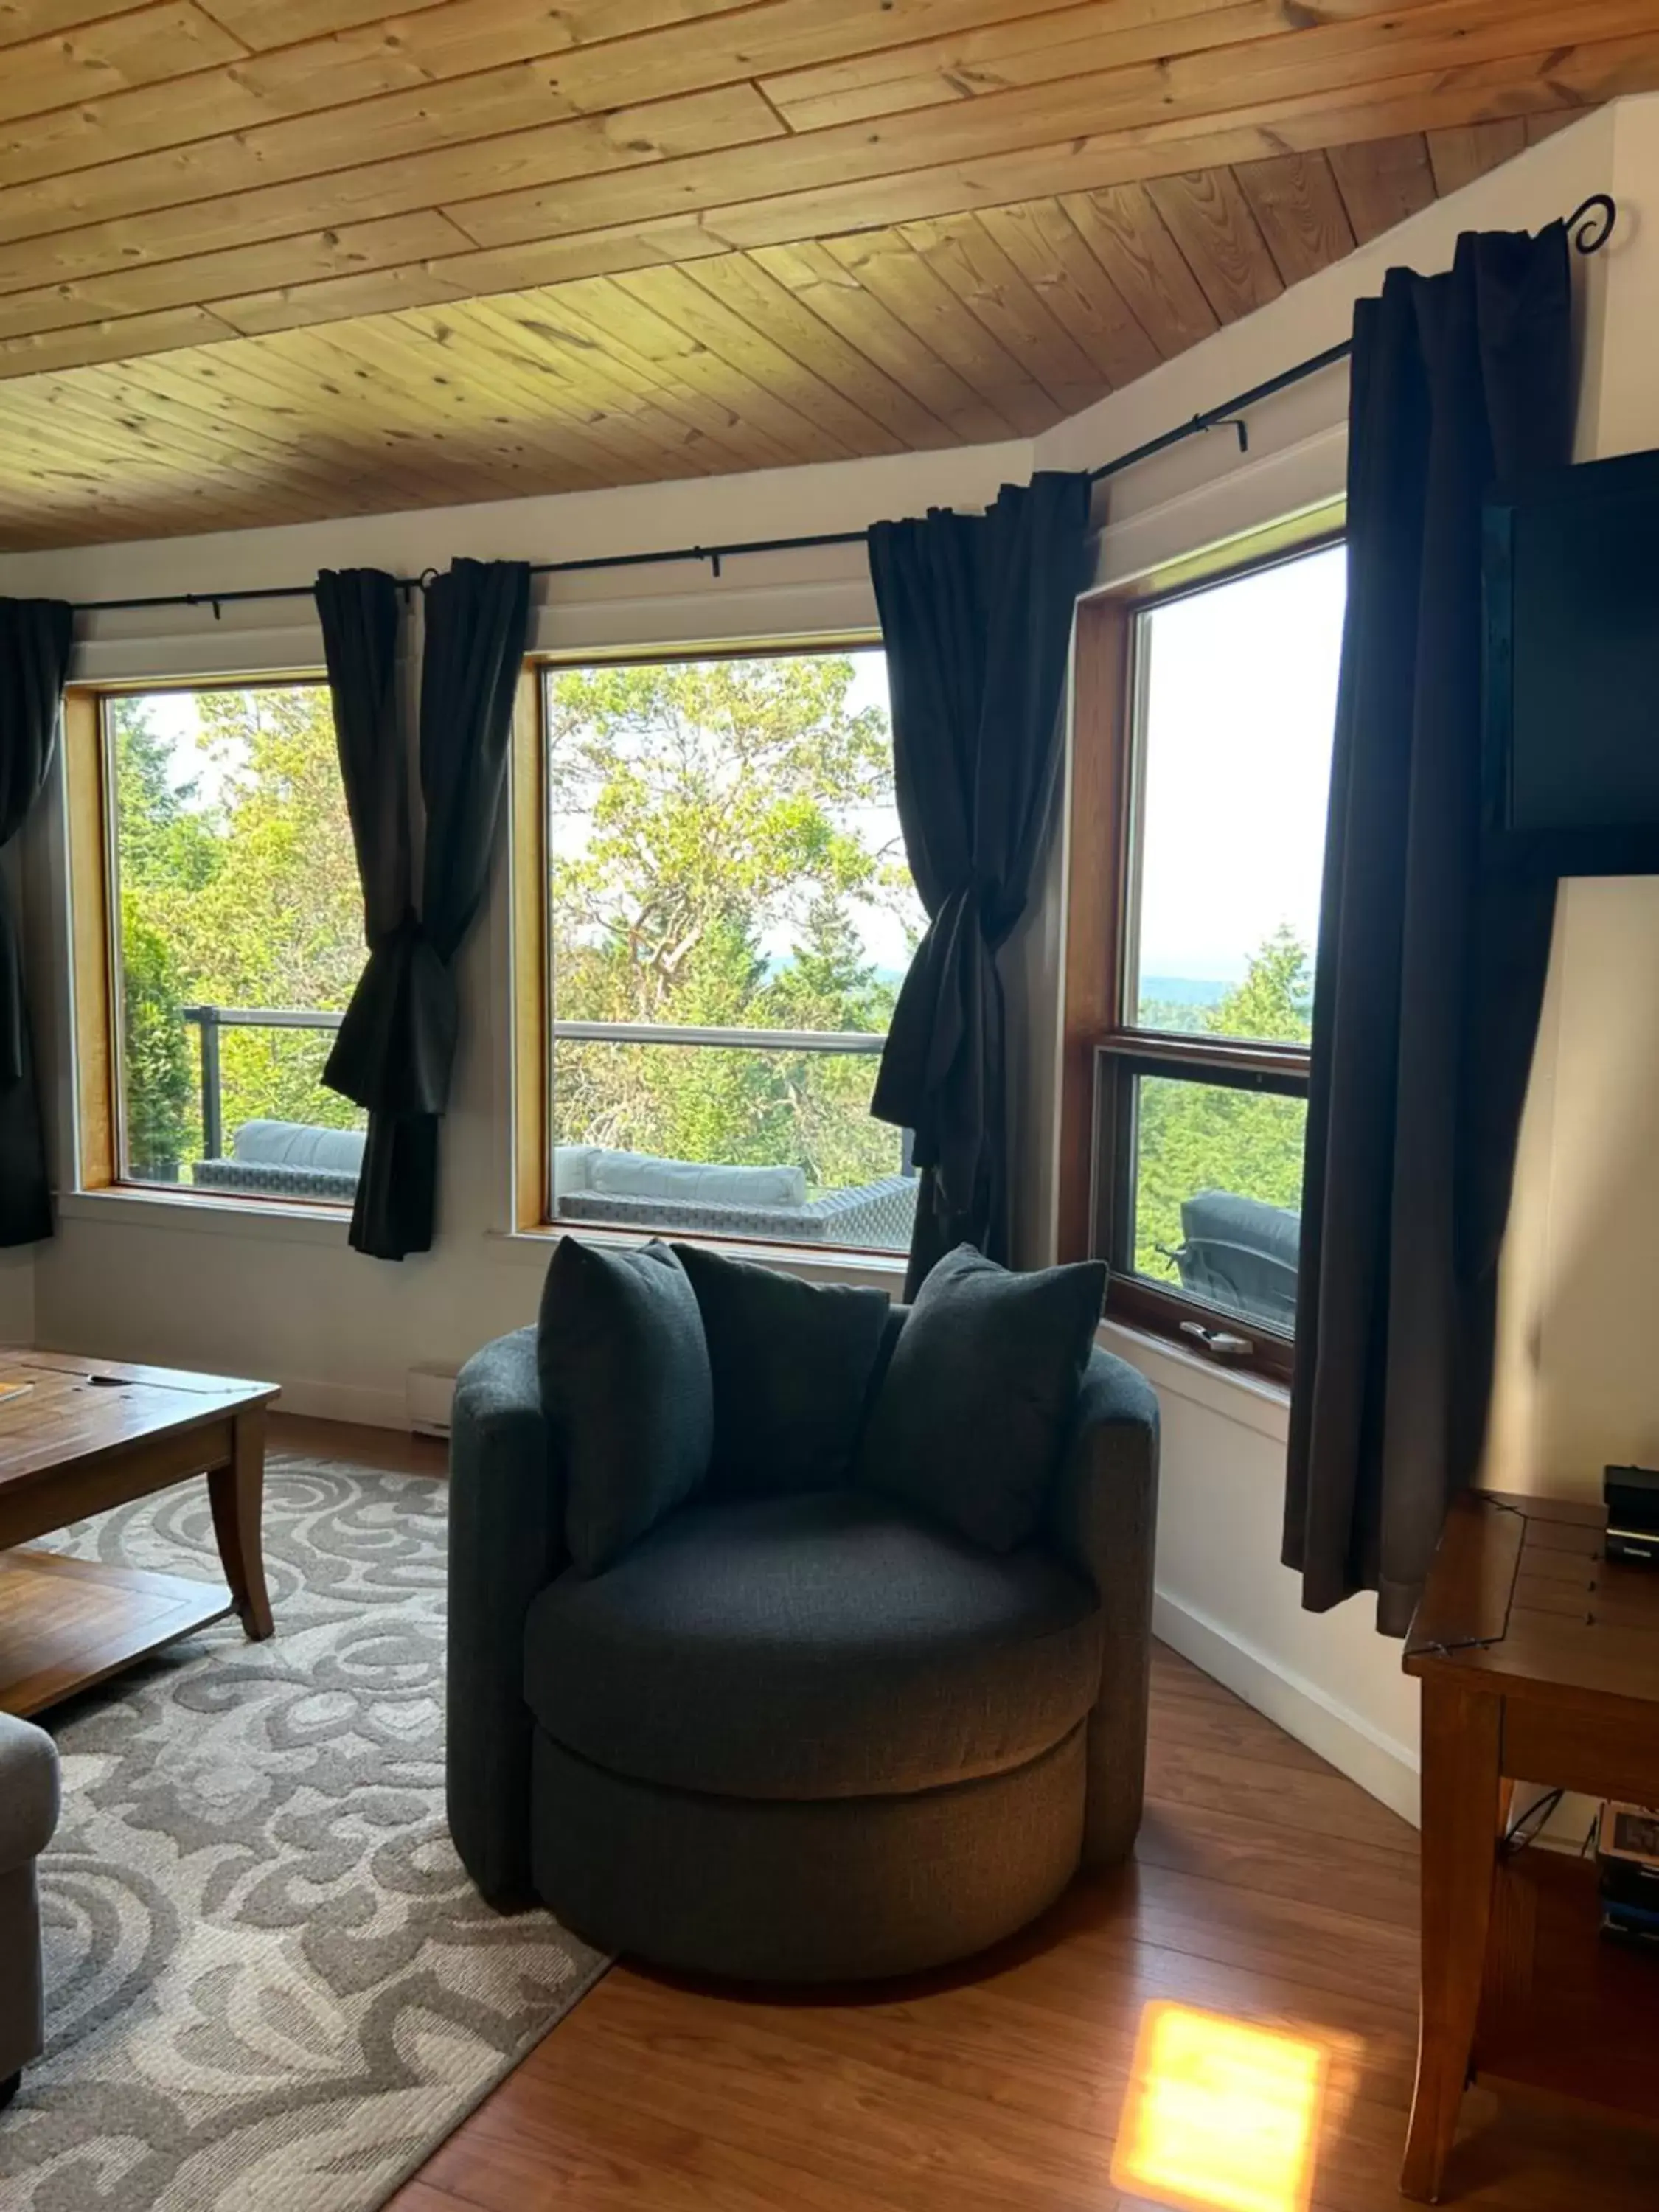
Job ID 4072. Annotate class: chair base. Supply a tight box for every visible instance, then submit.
[531,1719,1087,1982]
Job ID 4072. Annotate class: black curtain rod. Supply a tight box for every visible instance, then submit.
[66,192,1616,622]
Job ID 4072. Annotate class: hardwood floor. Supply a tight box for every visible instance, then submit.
[273,1419,1659,2212]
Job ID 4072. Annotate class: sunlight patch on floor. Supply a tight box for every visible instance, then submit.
[1111,2000,1329,2212]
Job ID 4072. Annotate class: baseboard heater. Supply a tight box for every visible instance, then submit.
[406,1366,457,1439]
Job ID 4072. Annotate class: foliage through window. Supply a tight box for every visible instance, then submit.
[1094,541,1343,1368]
[107,684,366,1203]
[543,648,923,1253]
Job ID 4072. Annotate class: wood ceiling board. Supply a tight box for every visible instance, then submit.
[608,265,886,462]
[821,229,1054,439]
[974,198,1162,388]
[395,293,741,481]
[440,1,1615,251]
[1234,151,1356,285]
[0,83,787,293]
[0,58,1625,378]
[303,307,715,487]
[531,275,821,473]
[0,0,1057,201]
[193,0,452,46]
[63,348,482,512]
[187,327,618,503]
[0,4,247,128]
[1426,116,1528,195]
[897,213,1110,417]
[1058,183,1220,359]
[674,254,962,452]
[0,210,477,345]
[1327,132,1438,242]
[0,303,241,379]
[759,0,1298,132]
[748,239,1019,445]
[563,274,856,469]
[1145,167,1284,323]
[0,0,159,43]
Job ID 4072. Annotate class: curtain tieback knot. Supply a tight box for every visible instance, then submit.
[323,909,458,1118]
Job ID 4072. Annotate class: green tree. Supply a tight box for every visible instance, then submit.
[1134,926,1312,1283]
[113,687,366,1169]
[549,656,914,1189]
[111,700,223,1172]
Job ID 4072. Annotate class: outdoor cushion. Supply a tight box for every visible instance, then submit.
[537,1236,712,1574]
[587,1149,807,1208]
[230,1118,366,1172]
[523,1489,1102,1799]
[857,1245,1107,1552]
[673,1241,890,1497]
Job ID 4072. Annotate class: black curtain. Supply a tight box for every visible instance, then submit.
[0,599,73,1246]
[1284,225,1574,1635]
[321,558,529,1259]
[868,472,1093,1295]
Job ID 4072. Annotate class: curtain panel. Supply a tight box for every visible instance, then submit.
[319,559,529,1260]
[868,471,1093,1296]
[1284,225,1574,1635]
[0,597,73,1246]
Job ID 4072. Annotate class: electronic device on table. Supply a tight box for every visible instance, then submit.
[1604,1464,1659,1568]
[1599,1801,1659,1950]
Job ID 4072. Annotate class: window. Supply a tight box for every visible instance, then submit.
[97,682,364,1206]
[537,646,923,1254]
[1064,535,1345,1377]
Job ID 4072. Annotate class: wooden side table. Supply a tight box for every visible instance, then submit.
[1402,1490,1659,2201]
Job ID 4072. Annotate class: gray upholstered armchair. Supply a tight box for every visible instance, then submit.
[1,1710,60,2109]
[445,1307,1158,1981]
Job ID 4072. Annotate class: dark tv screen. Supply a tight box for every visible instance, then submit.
[1485,445,1659,876]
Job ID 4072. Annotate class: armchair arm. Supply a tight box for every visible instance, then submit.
[445,1326,565,1905]
[1048,1347,1161,1868]
[0,1711,59,1876]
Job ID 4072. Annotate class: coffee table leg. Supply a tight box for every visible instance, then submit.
[208,1405,274,1640]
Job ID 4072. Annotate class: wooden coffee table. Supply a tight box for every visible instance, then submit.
[0,1349,278,1717]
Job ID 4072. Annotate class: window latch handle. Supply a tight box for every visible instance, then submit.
[1180,1321,1254,1362]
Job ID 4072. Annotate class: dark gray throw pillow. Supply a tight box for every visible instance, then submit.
[538,1237,712,1575]
[856,1244,1107,1553]
[672,1242,891,1497]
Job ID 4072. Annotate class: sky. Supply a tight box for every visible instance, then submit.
[1134,544,1344,988]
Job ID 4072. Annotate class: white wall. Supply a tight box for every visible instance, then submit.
[0,105,1632,1818]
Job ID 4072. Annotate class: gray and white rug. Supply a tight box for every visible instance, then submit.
[0,1457,605,2212]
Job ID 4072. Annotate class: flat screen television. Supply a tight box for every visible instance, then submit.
[1484,444,1659,877]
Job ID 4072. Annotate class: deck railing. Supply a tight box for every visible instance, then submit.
[180,1007,910,1172]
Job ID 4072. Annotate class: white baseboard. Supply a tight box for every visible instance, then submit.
[268,1376,410,1431]
[1154,1587,1421,1829]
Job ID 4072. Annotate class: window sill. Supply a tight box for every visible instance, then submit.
[487,1223,909,1290]
[55,1186,354,1249]
[1099,1316,1290,1445]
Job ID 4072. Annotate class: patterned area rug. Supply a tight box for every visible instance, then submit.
[0,1456,606,2212]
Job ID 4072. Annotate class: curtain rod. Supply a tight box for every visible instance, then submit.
[63,192,1616,622]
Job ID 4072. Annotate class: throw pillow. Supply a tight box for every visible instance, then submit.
[538,1236,713,1575]
[672,1242,891,1497]
[856,1244,1107,1552]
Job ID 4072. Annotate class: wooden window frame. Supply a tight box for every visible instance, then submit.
[1058,517,1344,1385]
[514,636,917,1265]
[66,674,358,1213]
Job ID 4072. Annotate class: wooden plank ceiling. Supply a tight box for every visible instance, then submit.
[0,0,1644,549]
